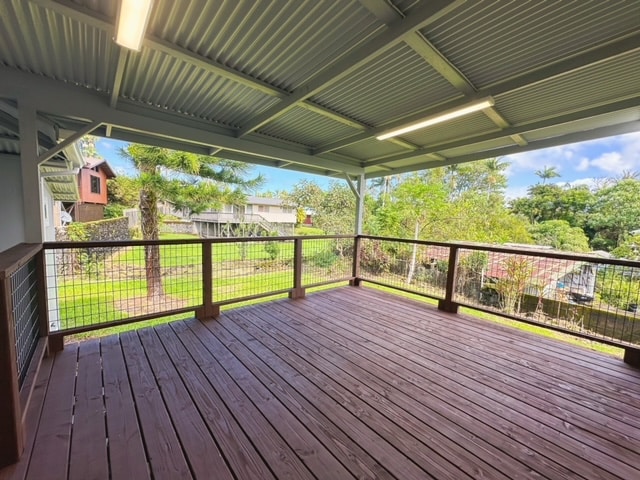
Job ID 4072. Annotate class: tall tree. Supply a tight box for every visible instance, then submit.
[121,144,261,297]
[534,165,560,184]
[79,135,101,158]
[588,179,640,250]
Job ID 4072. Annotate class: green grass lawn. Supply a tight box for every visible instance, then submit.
[59,236,626,358]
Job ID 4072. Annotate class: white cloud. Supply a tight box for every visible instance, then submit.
[504,185,530,200]
[589,132,640,174]
[502,131,640,178]
[575,157,590,171]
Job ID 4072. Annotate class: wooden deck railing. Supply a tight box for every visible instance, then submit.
[2,234,640,467]
[0,244,48,468]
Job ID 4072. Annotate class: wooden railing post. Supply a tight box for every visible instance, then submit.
[0,274,25,467]
[196,241,219,319]
[289,238,305,299]
[350,235,362,287]
[35,249,50,341]
[438,245,459,313]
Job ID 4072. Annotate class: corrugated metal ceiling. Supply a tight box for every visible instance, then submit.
[497,50,640,125]
[123,48,280,127]
[148,0,383,92]
[257,107,360,147]
[1,0,639,179]
[425,0,640,88]
[312,43,461,127]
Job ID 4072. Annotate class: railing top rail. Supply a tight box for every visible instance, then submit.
[360,235,640,269]
[44,234,354,250]
[0,243,42,279]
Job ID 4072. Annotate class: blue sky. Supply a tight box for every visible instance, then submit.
[95,131,640,199]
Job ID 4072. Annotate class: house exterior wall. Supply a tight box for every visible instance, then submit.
[243,202,296,225]
[78,167,108,204]
[0,155,26,252]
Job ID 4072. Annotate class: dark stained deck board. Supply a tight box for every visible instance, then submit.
[153,323,277,480]
[0,356,54,480]
[3,287,640,480]
[100,334,150,480]
[136,327,235,480]
[168,320,319,480]
[25,345,77,480]
[67,340,109,480]
[310,290,640,443]
[184,320,396,480]
[218,309,511,480]
[203,314,436,480]
[231,302,580,480]
[280,294,639,479]
[360,288,640,387]
[175,321,359,480]
[119,331,193,480]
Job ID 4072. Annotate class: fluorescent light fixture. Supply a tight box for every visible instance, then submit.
[115,0,153,51]
[376,97,495,141]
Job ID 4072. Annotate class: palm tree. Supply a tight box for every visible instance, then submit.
[535,165,561,184]
[483,157,509,195]
[121,144,262,298]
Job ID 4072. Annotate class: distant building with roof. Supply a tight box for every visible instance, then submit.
[67,158,116,222]
[191,196,296,237]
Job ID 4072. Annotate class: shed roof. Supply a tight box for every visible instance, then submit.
[1,0,639,179]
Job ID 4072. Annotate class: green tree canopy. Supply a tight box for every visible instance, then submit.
[588,179,640,250]
[121,144,262,297]
[529,220,590,252]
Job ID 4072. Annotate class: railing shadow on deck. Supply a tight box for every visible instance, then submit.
[1,234,640,467]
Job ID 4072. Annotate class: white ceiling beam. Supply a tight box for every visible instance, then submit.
[361,0,517,136]
[365,120,640,179]
[237,0,462,136]
[315,33,640,154]
[0,67,364,175]
[109,49,128,108]
[363,95,640,167]
[31,0,370,139]
[37,120,102,164]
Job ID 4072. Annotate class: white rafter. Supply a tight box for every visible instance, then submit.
[236,0,462,136]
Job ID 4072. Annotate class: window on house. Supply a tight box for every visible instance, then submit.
[258,205,269,213]
[90,175,101,194]
[282,207,293,214]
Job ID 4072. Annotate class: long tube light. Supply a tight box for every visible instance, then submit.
[376,97,495,140]
[115,0,154,51]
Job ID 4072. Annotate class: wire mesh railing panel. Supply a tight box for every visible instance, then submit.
[301,237,353,287]
[359,238,449,300]
[45,242,202,333]
[452,247,640,346]
[212,239,295,303]
[10,258,40,387]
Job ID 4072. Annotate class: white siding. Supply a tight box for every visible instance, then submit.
[0,155,26,252]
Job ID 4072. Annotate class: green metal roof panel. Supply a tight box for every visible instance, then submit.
[424,0,640,89]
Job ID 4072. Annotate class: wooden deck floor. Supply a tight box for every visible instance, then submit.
[2,286,640,480]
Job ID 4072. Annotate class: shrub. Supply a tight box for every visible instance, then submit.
[312,250,338,268]
[264,240,280,260]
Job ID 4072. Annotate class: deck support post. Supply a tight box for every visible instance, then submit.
[196,241,219,319]
[350,235,362,287]
[0,276,25,468]
[438,245,459,314]
[289,238,306,299]
[624,348,640,368]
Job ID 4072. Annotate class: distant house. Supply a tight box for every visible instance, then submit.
[68,158,116,222]
[191,196,297,237]
[420,243,601,303]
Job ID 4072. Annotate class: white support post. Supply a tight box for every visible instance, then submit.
[354,174,366,235]
[18,101,43,243]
